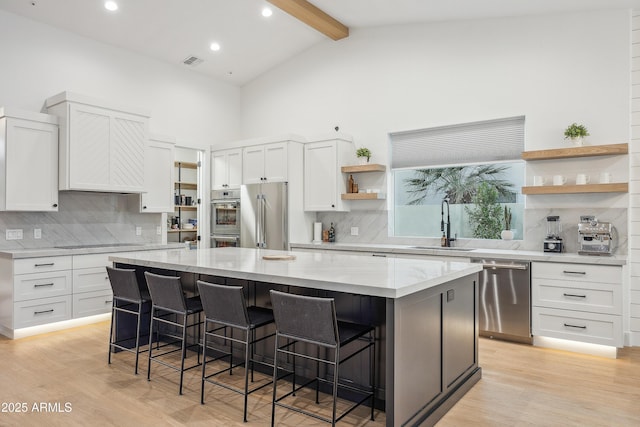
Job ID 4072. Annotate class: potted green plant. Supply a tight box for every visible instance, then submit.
[564,123,589,146]
[501,205,514,240]
[356,147,372,165]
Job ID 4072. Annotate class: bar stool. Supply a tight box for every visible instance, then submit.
[269,290,375,426]
[197,280,275,422]
[106,266,150,374]
[144,271,203,395]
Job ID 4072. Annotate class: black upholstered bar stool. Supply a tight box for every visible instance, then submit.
[269,290,375,426]
[197,280,275,422]
[144,271,203,395]
[106,266,150,374]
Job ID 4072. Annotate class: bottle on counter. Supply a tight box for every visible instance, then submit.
[441,232,447,247]
[348,174,355,193]
[328,222,336,242]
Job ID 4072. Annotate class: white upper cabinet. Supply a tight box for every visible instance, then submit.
[243,142,288,184]
[212,148,242,190]
[0,108,59,211]
[141,134,175,213]
[304,137,352,211]
[45,92,149,193]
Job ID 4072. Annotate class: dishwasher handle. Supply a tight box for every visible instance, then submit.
[478,262,529,270]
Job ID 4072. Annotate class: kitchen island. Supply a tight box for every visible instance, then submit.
[110,247,483,427]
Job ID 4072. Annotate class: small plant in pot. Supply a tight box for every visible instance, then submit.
[564,123,589,146]
[501,206,514,240]
[356,147,372,164]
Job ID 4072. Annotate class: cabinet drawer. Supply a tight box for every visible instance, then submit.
[73,267,111,293]
[73,290,113,318]
[14,256,72,275]
[532,307,622,347]
[532,279,622,315]
[14,271,72,302]
[14,295,72,329]
[531,262,621,284]
[72,253,112,269]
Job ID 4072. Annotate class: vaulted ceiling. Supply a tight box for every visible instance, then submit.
[0,0,638,86]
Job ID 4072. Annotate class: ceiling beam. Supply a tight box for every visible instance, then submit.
[267,0,349,41]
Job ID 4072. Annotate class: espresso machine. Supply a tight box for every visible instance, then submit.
[543,215,563,253]
[578,215,614,255]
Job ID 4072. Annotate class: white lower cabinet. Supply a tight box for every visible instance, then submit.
[531,262,623,347]
[0,253,115,338]
[72,253,113,318]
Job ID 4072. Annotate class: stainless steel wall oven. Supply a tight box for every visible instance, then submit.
[210,190,240,247]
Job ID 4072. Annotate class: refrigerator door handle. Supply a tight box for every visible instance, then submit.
[255,194,261,248]
[261,194,267,248]
[283,182,289,250]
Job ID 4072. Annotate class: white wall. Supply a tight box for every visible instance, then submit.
[241,9,630,159]
[0,10,241,149]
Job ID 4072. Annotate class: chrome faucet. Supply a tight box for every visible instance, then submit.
[441,198,455,247]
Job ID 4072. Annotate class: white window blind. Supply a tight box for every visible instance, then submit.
[390,116,525,169]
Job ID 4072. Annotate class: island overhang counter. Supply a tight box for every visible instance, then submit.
[109,247,483,426]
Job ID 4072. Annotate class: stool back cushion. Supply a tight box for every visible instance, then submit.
[270,290,338,346]
[197,280,250,328]
[144,272,186,313]
[106,266,141,302]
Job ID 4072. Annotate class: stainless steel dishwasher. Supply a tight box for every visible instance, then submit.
[472,258,532,344]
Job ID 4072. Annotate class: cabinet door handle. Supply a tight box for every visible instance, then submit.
[143,206,147,209]
[105,300,113,304]
[563,323,587,329]
[34,309,54,315]
[372,253,387,257]
[563,293,586,298]
[562,270,586,275]
[53,203,58,208]
[34,283,54,288]
[34,263,54,267]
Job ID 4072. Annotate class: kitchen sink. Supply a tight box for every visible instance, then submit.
[409,246,475,251]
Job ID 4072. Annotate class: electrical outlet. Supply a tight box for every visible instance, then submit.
[6,229,23,240]
[34,229,42,239]
[135,226,142,236]
[156,226,162,235]
[350,227,359,236]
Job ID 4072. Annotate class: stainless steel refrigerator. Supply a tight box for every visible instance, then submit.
[240,182,289,250]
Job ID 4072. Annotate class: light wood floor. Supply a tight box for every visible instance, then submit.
[0,322,639,426]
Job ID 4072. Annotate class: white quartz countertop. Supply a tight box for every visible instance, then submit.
[109,247,482,299]
[289,242,627,266]
[0,243,185,259]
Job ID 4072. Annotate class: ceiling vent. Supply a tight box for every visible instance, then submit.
[182,55,203,67]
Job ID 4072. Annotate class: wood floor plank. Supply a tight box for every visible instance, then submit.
[1,322,639,426]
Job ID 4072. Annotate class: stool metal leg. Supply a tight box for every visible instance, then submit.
[331,347,339,427]
[243,328,250,422]
[179,313,187,395]
[200,319,208,404]
[147,306,155,381]
[134,301,142,374]
[108,301,116,365]
[271,334,279,427]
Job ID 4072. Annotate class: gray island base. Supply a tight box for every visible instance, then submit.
[109,247,483,426]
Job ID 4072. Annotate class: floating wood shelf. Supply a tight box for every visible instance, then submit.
[341,164,386,173]
[174,182,197,190]
[341,192,386,200]
[174,205,197,210]
[174,161,198,169]
[168,228,197,233]
[521,183,628,195]
[521,143,628,161]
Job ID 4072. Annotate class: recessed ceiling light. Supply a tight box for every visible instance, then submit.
[104,1,118,12]
[210,42,221,52]
[262,7,273,18]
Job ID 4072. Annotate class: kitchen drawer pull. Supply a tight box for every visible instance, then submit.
[34,309,54,315]
[34,283,55,288]
[34,263,55,267]
[105,300,113,304]
[563,323,587,329]
[563,293,586,298]
[372,253,387,257]
[563,270,586,275]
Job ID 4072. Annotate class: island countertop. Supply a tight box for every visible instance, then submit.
[109,247,482,299]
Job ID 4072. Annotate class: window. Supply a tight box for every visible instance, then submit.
[390,117,525,240]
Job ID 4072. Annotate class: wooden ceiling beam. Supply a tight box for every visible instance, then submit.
[267,0,349,40]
